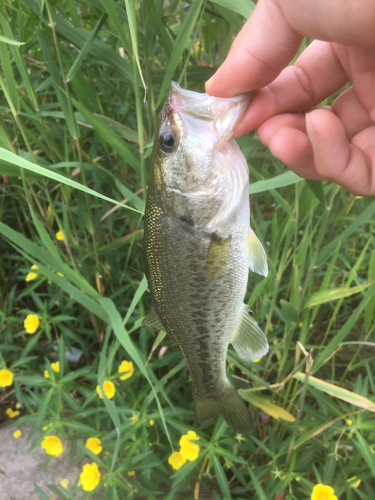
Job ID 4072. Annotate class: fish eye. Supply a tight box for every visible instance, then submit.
[159,130,179,154]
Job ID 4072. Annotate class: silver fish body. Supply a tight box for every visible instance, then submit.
[144,82,268,433]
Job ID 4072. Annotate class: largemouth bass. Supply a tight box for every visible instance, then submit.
[144,82,268,434]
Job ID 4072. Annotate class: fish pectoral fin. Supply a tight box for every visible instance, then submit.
[231,305,268,361]
[247,228,268,277]
[206,235,231,278]
[194,383,254,434]
[142,306,164,330]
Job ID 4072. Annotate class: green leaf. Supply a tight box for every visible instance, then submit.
[209,0,255,18]
[213,455,232,499]
[249,171,303,194]
[248,467,268,500]
[157,0,205,107]
[239,391,296,422]
[294,372,375,412]
[0,147,141,213]
[280,299,299,323]
[354,431,375,477]
[66,13,108,82]
[304,279,375,308]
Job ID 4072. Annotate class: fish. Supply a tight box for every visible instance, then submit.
[143,82,268,434]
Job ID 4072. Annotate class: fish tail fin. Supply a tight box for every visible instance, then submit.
[194,383,254,434]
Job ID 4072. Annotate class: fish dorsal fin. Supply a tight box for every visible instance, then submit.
[142,306,164,330]
[231,305,268,361]
[247,228,268,277]
[206,235,231,278]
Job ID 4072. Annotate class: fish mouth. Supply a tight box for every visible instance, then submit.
[168,81,252,131]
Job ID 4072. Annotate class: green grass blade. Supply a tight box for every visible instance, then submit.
[354,430,375,477]
[213,455,232,499]
[312,284,375,373]
[304,279,375,308]
[0,147,141,213]
[249,171,302,194]
[209,0,255,18]
[66,13,108,82]
[156,0,205,107]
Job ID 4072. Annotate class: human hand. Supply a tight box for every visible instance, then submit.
[205,0,375,195]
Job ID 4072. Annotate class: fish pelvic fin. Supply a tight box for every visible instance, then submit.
[194,383,254,434]
[231,304,268,362]
[142,306,164,330]
[247,228,268,277]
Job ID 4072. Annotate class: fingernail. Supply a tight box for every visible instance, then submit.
[305,113,318,150]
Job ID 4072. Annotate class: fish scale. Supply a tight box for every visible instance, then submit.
[144,82,269,433]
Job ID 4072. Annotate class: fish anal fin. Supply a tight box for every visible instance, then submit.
[247,228,268,277]
[206,235,231,278]
[194,383,254,434]
[142,306,164,330]
[231,305,268,362]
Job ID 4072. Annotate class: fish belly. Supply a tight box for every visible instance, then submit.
[145,200,249,398]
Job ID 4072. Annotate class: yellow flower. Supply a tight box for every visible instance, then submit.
[131,413,139,424]
[296,477,300,481]
[24,314,40,334]
[347,476,361,488]
[0,369,13,387]
[311,484,338,500]
[55,230,64,241]
[51,362,60,373]
[15,402,21,409]
[118,360,134,380]
[44,370,50,379]
[179,431,200,461]
[56,272,64,277]
[149,419,154,426]
[26,265,39,281]
[85,437,102,455]
[43,424,51,431]
[96,381,115,400]
[80,463,101,492]
[168,451,186,470]
[13,430,22,439]
[41,436,64,457]
[346,419,352,425]
[60,479,69,489]
[128,471,136,476]
[253,358,261,363]
[6,408,20,418]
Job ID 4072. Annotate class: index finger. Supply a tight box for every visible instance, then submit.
[205,0,303,97]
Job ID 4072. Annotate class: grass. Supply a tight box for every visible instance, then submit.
[0,1,374,499]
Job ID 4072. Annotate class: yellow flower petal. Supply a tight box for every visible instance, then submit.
[0,369,13,387]
[15,402,21,409]
[346,419,352,425]
[7,409,20,418]
[311,484,337,500]
[179,431,200,461]
[253,358,261,363]
[168,451,186,470]
[44,370,50,379]
[118,360,134,380]
[56,272,64,277]
[80,463,101,492]
[149,419,154,426]
[13,430,22,439]
[85,437,102,455]
[60,479,69,489]
[347,476,361,488]
[26,271,39,281]
[41,436,64,457]
[51,361,60,373]
[128,471,135,476]
[24,314,40,334]
[131,413,139,423]
[55,230,64,241]
[96,381,115,400]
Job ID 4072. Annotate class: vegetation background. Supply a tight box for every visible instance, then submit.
[0,0,375,498]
